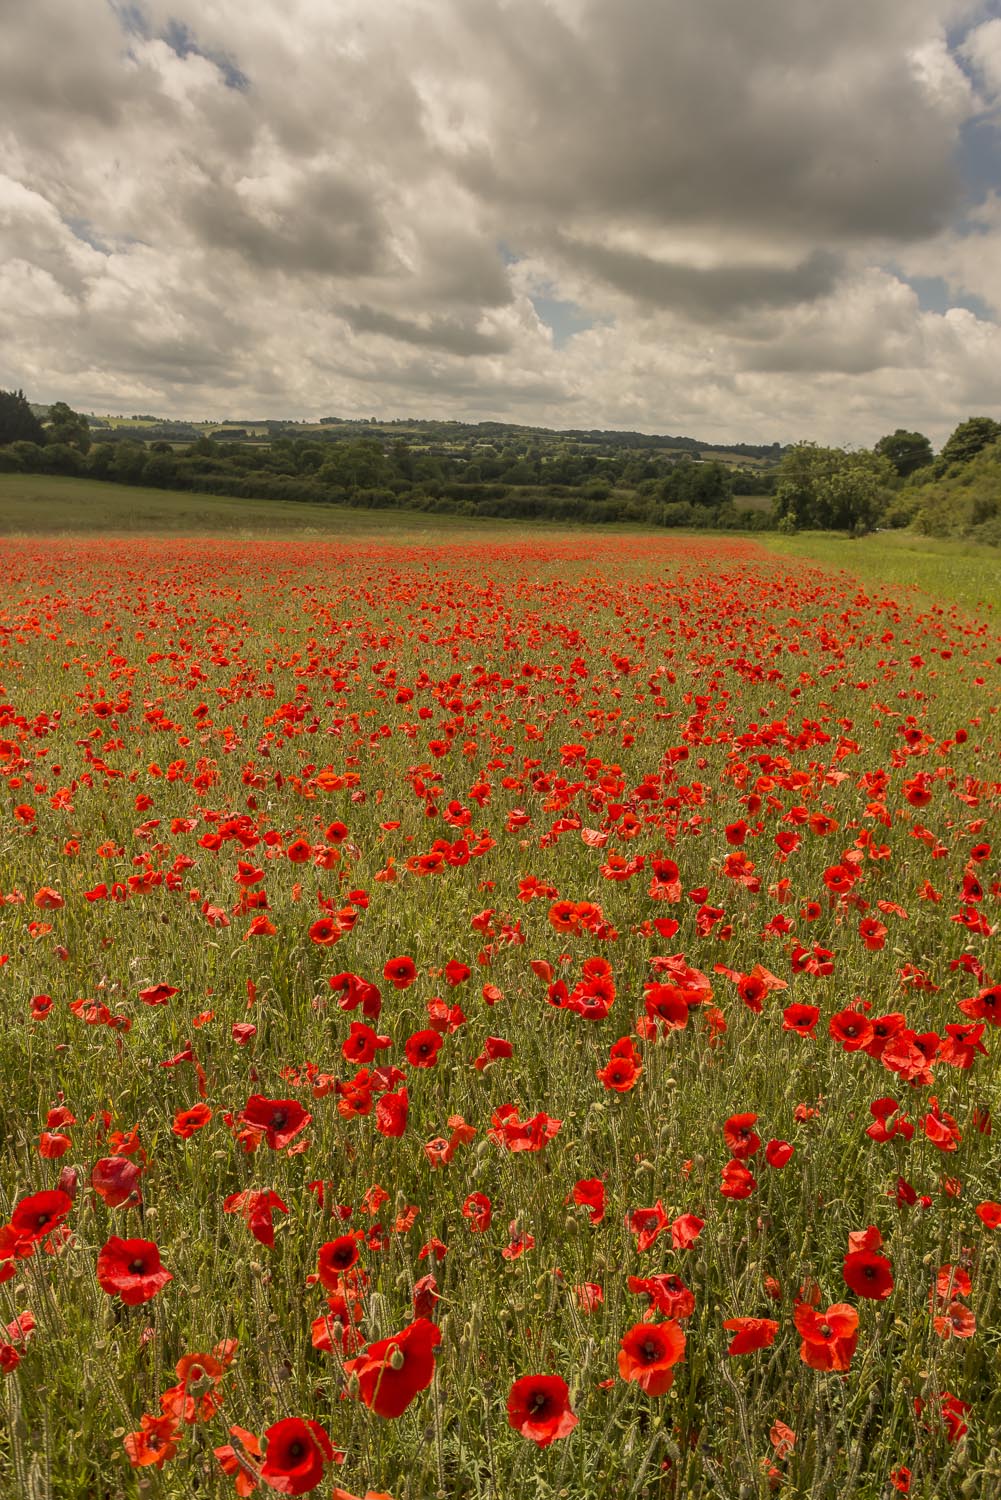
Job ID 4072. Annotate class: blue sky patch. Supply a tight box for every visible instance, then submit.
[904,272,995,322]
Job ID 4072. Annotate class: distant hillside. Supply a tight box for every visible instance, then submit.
[79,411,786,464]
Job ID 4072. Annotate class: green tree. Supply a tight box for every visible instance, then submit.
[0,388,44,446]
[45,401,91,453]
[773,443,893,534]
[938,416,1001,469]
[874,428,933,477]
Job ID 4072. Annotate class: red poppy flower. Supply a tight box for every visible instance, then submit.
[617,1320,686,1394]
[10,1189,73,1243]
[596,1055,641,1091]
[843,1249,894,1299]
[643,983,689,1029]
[506,1374,578,1447]
[487,1104,561,1152]
[723,1113,760,1158]
[239,1096,311,1150]
[794,1302,858,1371]
[137,983,179,1006]
[723,1317,779,1355]
[858,917,888,951]
[627,1201,670,1252]
[341,1022,390,1064]
[260,1417,336,1494]
[96,1236,172,1305]
[316,1234,362,1287]
[782,1003,820,1037]
[570,1178,606,1225]
[123,1413,182,1469]
[628,1272,695,1320]
[343,1317,441,1418]
[405,1029,443,1068]
[473,1035,513,1069]
[958,984,1001,1025]
[308,917,340,946]
[671,1212,704,1249]
[829,1008,875,1052]
[975,1200,1001,1229]
[224,1190,288,1248]
[383,956,417,990]
[721,1159,757,1199]
[461,1192,492,1232]
[173,1103,212,1139]
[91,1156,143,1208]
[375,1085,408,1138]
[933,1301,976,1339]
[214,1424,262,1495]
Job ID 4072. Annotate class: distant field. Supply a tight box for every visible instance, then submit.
[0,473,531,539]
[732,493,772,511]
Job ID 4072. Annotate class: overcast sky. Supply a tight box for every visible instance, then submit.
[2,0,1001,444]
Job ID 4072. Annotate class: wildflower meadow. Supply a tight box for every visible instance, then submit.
[0,531,998,1500]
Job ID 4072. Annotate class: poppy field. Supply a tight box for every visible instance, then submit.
[0,531,999,1500]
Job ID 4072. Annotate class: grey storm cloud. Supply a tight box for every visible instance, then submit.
[339,304,513,356]
[182,171,390,277]
[0,0,999,442]
[556,242,843,319]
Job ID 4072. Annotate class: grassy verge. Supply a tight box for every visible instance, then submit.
[757,530,1000,619]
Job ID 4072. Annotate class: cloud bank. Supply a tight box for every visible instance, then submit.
[1,0,1000,443]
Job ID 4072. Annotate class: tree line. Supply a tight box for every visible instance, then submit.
[1,388,1000,541]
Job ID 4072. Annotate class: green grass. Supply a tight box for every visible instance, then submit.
[732,494,773,513]
[757,529,1000,618]
[0,474,536,539]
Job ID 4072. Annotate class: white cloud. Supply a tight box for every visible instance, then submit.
[0,0,999,444]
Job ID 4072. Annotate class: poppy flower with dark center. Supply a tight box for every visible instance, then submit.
[723,1113,760,1159]
[843,1249,894,1299]
[239,1095,311,1150]
[383,956,417,990]
[617,1320,686,1394]
[317,1235,362,1288]
[308,917,340,946]
[783,1003,820,1037]
[506,1373,578,1446]
[462,1192,492,1232]
[627,1273,695,1320]
[794,1302,858,1371]
[958,985,1001,1025]
[404,1029,442,1068]
[596,1056,640,1091]
[10,1189,73,1243]
[260,1416,336,1495]
[829,1008,875,1052]
[123,1413,182,1469]
[96,1236,172,1305]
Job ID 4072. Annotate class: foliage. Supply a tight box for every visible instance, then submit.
[772,443,894,534]
[937,417,1001,472]
[911,439,1001,543]
[0,389,44,447]
[0,394,783,531]
[44,401,91,454]
[874,429,933,478]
